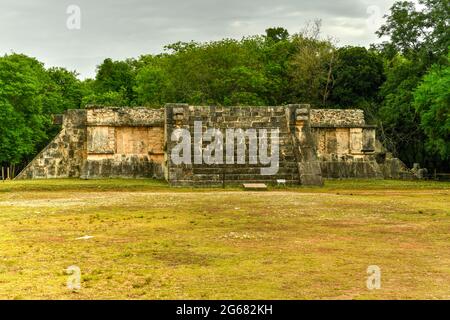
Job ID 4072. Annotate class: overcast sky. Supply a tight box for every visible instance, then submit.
[0,0,395,79]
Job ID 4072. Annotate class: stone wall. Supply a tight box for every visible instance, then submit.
[81,107,165,179]
[86,106,164,126]
[293,105,324,185]
[16,110,87,179]
[16,107,166,180]
[307,108,384,179]
[312,126,377,157]
[17,104,414,183]
[166,104,303,186]
[310,109,365,126]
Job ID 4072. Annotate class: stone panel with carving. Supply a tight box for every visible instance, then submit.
[87,127,115,154]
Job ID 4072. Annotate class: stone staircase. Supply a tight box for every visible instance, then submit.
[191,111,300,186]
[167,105,302,186]
[165,104,325,187]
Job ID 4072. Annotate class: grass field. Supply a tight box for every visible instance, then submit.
[0,178,449,299]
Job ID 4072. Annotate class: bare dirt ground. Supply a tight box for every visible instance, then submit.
[0,179,449,299]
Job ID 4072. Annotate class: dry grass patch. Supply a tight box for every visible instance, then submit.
[0,179,449,299]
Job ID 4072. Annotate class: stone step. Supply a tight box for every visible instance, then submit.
[173,179,299,186]
[220,174,299,181]
[226,143,294,149]
[193,164,298,174]
[192,170,299,176]
[191,147,296,156]
[185,126,292,135]
[187,116,288,120]
[190,156,297,163]
[188,114,287,120]
[190,173,299,181]
[191,162,299,169]
[192,146,295,152]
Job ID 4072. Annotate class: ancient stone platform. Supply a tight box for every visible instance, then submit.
[16,104,414,184]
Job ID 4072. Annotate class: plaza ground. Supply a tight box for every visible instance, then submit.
[0,179,449,299]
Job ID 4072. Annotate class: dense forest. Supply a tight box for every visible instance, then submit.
[0,0,449,175]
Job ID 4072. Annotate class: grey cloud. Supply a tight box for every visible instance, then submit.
[0,0,395,78]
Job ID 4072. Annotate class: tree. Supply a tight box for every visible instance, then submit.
[377,55,427,166]
[81,88,129,107]
[329,47,385,119]
[265,27,289,42]
[288,21,336,105]
[222,66,267,105]
[134,63,173,106]
[0,101,34,166]
[156,37,270,105]
[262,30,296,105]
[42,67,83,114]
[0,54,47,167]
[377,0,450,63]
[376,0,449,170]
[95,58,137,105]
[413,55,450,160]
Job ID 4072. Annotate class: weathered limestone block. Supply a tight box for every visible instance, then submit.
[379,157,414,179]
[310,109,365,126]
[87,108,116,125]
[298,161,324,186]
[312,129,326,157]
[113,126,164,162]
[16,109,87,179]
[350,128,363,154]
[86,106,164,126]
[362,128,376,152]
[81,154,163,179]
[325,129,338,154]
[295,107,309,122]
[87,127,115,154]
[336,128,350,154]
[320,159,384,179]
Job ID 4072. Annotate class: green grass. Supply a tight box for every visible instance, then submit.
[2,178,449,192]
[0,178,449,299]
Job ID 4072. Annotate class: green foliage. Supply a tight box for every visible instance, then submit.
[105,28,332,107]
[134,64,173,106]
[0,54,47,165]
[376,0,449,170]
[265,27,289,42]
[82,88,129,107]
[378,55,426,165]
[261,37,296,105]
[148,37,272,106]
[0,102,34,165]
[43,67,83,114]
[377,0,450,62]
[288,22,336,105]
[94,58,137,105]
[0,54,83,166]
[330,47,385,113]
[413,55,450,159]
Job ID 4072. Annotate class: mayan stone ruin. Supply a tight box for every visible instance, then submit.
[16,104,414,185]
